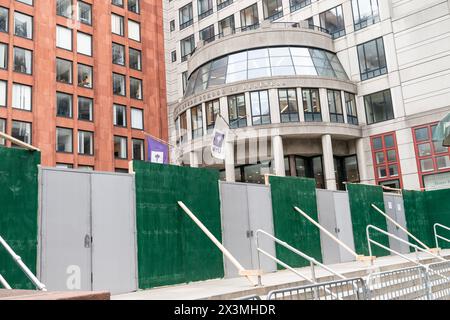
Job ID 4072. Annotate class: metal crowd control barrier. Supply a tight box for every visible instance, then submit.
[367,266,431,300]
[427,261,450,300]
[434,223,450,250]
[0,235,46,291]
[267,278,367,300]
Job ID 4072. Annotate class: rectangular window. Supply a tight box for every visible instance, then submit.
[198,0,213,20]
[56,58,73,84]
[278,88,299,123]
[290,0,311,13]
[131,107,143,129]
[228,94,247,128]
[56,25,72,50]
[128,0,140,14]
[77,32,92,56]
[182,71,188,93]
[128,20,140,42]
[112,0,123,7]
[14,12,33,39]
[78,96,93,121]
[302,88,321,122]
[219,15,235,37]
[113,73,126,96]
[130,77,142,100]
[170,20,175,32]
[12,83,32,111]
[0,118,5,146]
[78,1,92,25]
[352,0,380,31]
[78,130,93,155]
[111,14,124,36]
[129,48,142,70]
[345,92,358,125]
[56,127,73,153]
[191,105,203,138]
[13,47,32,74]
[250,90,270,125]
[180,35,195,62]
[262,0,283,21]
[56,92,72,118]
[240,3,259,31]
[0,43,7,69]
[320,5,345,39]
[17,0,33,5]
[114,136,127,159]
[171,50,177,63]
[357,37,387,81]
[327,89,344,123]
[113,104,127,127]
[180,111,187,143]
[0,7,8,33]
[57,0,72,18]
[132,139,144,160]
[0,80,6,106]
[77,64,93,88]
[371,132,402,187]
[206,99,220,132]
[112,43,125,66]
[217,0,233,11]
[364,89,394,125]
[12,120,31,145]
[199,25,215,44]
[179,3,193,29]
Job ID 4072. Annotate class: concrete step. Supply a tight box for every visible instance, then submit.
[0,289,110,300]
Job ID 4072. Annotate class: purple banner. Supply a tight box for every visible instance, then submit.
[147,136,169,164]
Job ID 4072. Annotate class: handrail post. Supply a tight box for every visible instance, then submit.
[310,261,319,299]
[255,232,263,286]
[366,226,374,266]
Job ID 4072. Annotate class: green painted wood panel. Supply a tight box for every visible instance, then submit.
[425,189,450,249]
[269,176,322,269]
[0,147,40,289]
[347,184,389,257]
[134,161,224,289]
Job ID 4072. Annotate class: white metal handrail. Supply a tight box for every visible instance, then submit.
[0,235,46,291]
[434,223,450,250]
[0,273,11,289]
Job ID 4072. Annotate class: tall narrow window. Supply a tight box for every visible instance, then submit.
[352,0,380,31]
[129,48,142,70]
[78,96,93,121]
[345,92,358,125]
[12,83,32,111]
[371,132,402,188]
[57,0,72,18]
[327,90,344,123]
[320,5,345,39]
[132,139,144,160]
[278,89,299,123]
[364,89,394,125]
[240,4,259,31]
[130,77,142,100]
[219,15,235,37]
[78,2,92,25]
[111,14,124,36]
[77,32,92,56]
[228,94,247,128]
[250,90,270,125]
[0,118,5,146]
[112,43,125,66]
[357,37,387,81]
[0,7,9,33]
[0,80,6,107]
[0,43,7,69]
[302,88,321,122]
[180,35,195,62]
[77,64,93,88]
[180,111,187,143]
[114,136,127,159]
[191,105,203,138]
[262,0,283,21]
[56,92,72,118]
[179,3,193,30]
[56,25,72,51]
[112,73,126,96]
[113,104,127,127]
[78,130,93,155]
[198,0,213,20]
[13,47,32,74]
[206,99,220,132]
[14,12,33,39]
[56,127,73,153]
[56,58,73,84]
[131,108,143,129]
[199,25,215,44]
[128,20,140,42]
[128,0,140,14]
[12,121,31,145]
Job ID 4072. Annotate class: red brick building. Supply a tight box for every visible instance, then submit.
[0,0,167,171]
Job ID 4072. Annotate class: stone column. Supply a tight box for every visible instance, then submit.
[189,150,199,168]
[272,135,285,177]
[356,138,369,183]
[322,134,337,190]
[225,140,235,182]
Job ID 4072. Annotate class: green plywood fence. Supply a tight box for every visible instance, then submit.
[0,147,40,289]
[133,161,224,289]
[269,176,322,269]
[426,188,450,249]
[347,184,389,257]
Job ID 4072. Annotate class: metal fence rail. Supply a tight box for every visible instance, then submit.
[267,278,367,300]
[428,261,450,300]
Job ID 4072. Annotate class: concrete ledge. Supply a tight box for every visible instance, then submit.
[0,290,111,300]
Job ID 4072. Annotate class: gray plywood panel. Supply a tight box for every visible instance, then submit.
[334,192,356,262]
[384,194,409,254]
[316,190,340,264]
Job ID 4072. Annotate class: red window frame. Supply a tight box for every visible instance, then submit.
[370,131,403,188]
[412,122,450,189]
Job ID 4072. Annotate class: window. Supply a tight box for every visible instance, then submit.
[219,15,235,36]
[56,25,72,51]
[352,0,380,31]
[302,88,321,122]
[114,136,127,159]
[112,43,125,65]
[320,5,345,39]
[262,0,283,21]
[191,105,203,138]
[240,4,259,31]
[56,92,72,118]
[200,25,215,44]
[278,88,299,123]
[290,0,311,13]
[179,3,193,29]
[56,58,72,84]
[364,89,394,124]
[56,127,73,153]
[0,118,5,146]
[77,32,92,56]
[128,20,140,42]
[371,132,402,187]
[0,80,6,106]
[113,73,126,96]
[113,104,126,127]
[180,35,195,62]
[217,0,233,11]
[170,20,175,32]
[78,1,92,25]
[0,7,8,33]
[182,71,188,93]
[77,64,93,88]
[0,43,7,69]
[198,0,213,20]
[78,130,93,155]
[112,0,123,7]
[130,77,142,100]
[327,90,344,123]
[228,94,247,128]
[57,0,72,18]
[12,120,31,145]
[132,139,144,160]
[345,92,358,125]
[14,12,33,39]
[128,0,140,14]
[179,111,187,143]
[335,155,360,190]
[206,99,220,132]
[131,108,143,129]
[250,90,270,125]
[111,14,124,36]
[358,37,387,80]
[17,0,33,4]
[12,83,32,111]
[171,50,177,63]
[78,96,93,121]
[13,47,32,74]
[129,48,142,70]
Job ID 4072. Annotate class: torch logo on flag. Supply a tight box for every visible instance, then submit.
[147,135,169,164]
[211,115,229,160]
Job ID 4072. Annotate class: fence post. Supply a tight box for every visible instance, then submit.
[310,261,319,299]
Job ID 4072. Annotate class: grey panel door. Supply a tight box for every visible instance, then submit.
[316,190,340,264]
[40,169,92,291]
[91,173,137,294]
[333,192,356,263]
[383,193,409,254]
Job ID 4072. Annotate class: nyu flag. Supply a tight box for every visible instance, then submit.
[147,136,169,164]
[211,115,229,160]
